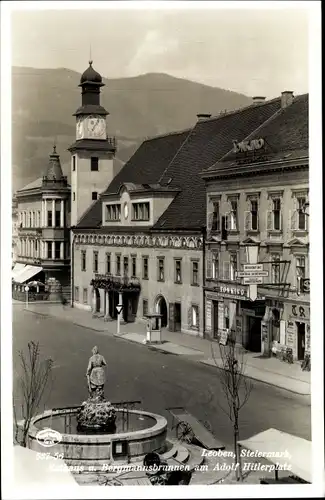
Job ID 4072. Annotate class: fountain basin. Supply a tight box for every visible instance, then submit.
[28,408,167,465]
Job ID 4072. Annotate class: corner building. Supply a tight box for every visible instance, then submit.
[71,64,305,338]
[202,92,309,360]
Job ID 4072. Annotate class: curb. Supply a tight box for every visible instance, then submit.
[199,360,311,396]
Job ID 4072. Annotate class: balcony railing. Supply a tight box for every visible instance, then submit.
[91,273,141,292]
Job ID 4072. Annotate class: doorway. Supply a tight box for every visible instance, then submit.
[297,322,306,360]
[212,301,219,339]
[174,303,181,331]
[94,288,100,313]
[157,296,168,327]
[247,316,262,352]
[109,291,118,319]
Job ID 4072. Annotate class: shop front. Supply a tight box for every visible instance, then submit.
[282,301,310,360]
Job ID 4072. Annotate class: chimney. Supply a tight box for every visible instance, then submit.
[281,91,294,109]
[252,96,266,105]
[196,113,211,122]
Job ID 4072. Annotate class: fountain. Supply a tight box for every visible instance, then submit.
[27,346,168,468]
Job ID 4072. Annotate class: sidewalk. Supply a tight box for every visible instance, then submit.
[20,303,311,396]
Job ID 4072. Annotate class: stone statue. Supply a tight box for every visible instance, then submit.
[86,346,107,401]
[77,346,116,433]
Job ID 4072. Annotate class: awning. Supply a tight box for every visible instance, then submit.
[14,445,77,486]
[12,263,26,280]
[238,428,312,483]
[15,265,43,284]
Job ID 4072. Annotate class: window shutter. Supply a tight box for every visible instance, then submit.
[266,210,273,230]
[279,210,283,231]
[223,261,230,280]
[244,211,252,231]
[206,254,212,279]
[207,212,213,232]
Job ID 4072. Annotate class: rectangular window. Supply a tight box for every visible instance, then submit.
[105,204,121,221]
[251,200,259,231]
[143,299,148,317]
[55,241,61,259]
[271,253,281,284]
[92,192,98,201]
[74,286,79,302]
[230,200,238,230]
[83,288,88,304]
[158,258,165,282]
[132,202,150,221]
[175,259,182,284]
[47,211,52,227]
[90,157,99,171]
[297,197,307,230]
[73,192,76,201]
[93,251,98,273]
[81,250,86,271]
[192,260,199,285]
[296,256,306,292]
[47,242,52,259]
[131,256,137,277]
[123,256,129,276]
[229,253,238,281]
[212,253,218,279]
[116,254,121,275]
[72,156,76,171]
[143,256,149,279]
[212,202,220,230]
[191,305,199,328]
[55,210,60,227]
[272,198,281,230]
[106,253,111,274]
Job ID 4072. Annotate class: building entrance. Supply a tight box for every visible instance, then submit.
[156,296,168,327]
[247,316,262,352]
[296,322,306,360]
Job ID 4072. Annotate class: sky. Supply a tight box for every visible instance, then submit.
[10,3,309,99]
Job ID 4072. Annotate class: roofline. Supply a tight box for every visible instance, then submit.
[142,126,193,143]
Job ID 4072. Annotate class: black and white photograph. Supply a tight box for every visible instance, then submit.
[1,1,323,498]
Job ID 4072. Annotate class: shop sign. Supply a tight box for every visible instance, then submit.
[219,284,247,299]
[291,304,310,320]
[219,329,228,346]
[286,320,295,347]
[302,279,310,293]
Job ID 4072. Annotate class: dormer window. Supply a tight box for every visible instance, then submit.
[105,204,121,221]
[132,202,150,221]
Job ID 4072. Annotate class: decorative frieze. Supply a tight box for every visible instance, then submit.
[74,233,203,250]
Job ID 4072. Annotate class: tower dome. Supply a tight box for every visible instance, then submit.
[45,145,64,180]
[80,60,103,85]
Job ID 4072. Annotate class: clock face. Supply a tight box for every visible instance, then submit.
[87,115,106,138]
[124,202,129,219]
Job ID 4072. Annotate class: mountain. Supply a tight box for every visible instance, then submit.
[12,67,252,192]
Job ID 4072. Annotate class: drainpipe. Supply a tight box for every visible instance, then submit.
[202,226,206,338]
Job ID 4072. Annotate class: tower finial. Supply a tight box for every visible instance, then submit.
[53,137,57,154]
[89,44,93,66]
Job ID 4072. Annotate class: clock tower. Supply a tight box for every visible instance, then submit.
[68,61,116,226]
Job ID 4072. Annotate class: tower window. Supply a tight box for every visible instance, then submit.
[73,192,76,201]
[92,192,98,201]
[91,157,99,171]
[72,156,76,171]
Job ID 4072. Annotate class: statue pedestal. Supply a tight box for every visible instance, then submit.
[77,398,116,433]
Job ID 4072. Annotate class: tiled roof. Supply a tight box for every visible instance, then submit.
[76,129,190,228]
[75,95,308,232]
[17,177,43,192]
[207,94,308,171]
[153,98,282,230]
